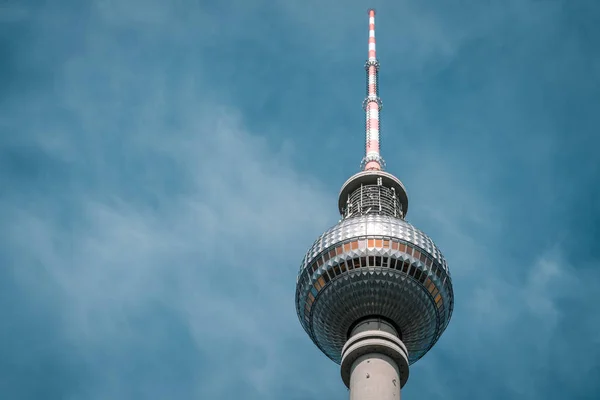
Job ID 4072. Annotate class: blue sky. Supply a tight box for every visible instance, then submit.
[1,0,599,399]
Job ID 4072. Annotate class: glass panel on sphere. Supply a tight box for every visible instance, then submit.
[317,276,326,288]
[414,269,422,281]
[402,261,410,273]
[413,250,422,261]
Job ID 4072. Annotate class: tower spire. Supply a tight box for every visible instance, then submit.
[362,8,384,171]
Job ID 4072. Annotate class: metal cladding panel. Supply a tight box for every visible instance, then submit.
[295,214,454,365]
[299,215,448,275]
[312,270,438,363]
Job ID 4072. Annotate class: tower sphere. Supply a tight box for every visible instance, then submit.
[295,172,454,365]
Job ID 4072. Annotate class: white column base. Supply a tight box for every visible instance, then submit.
[349,353,401,400]
[340,319,409,400]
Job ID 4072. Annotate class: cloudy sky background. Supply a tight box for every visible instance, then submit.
[1,0,599,399]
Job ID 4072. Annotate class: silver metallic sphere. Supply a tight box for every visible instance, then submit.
[295,171,454,365]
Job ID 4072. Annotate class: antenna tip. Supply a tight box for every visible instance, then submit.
[368,8,376,16]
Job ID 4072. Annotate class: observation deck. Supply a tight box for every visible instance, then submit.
[295,171,454,365]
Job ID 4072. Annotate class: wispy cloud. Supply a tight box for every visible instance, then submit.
[1,0,599,399]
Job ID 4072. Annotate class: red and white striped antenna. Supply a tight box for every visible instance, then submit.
[361,8,385,171]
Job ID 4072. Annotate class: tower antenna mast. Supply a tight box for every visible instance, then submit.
[362,9,385,171]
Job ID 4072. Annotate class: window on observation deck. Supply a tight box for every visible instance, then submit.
[413,249,422,261]
[311,263,318,274]
[401,261,410,273]
[332,264,341,277]
[425,278,434,292]
[414,268,422,281]
[409,264,416,277]
[316,276,325,290]
[382,257,388,268]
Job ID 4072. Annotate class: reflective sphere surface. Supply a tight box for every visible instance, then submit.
[295,214,454,364]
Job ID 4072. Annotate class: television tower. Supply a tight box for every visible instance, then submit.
[295,9,454,400]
